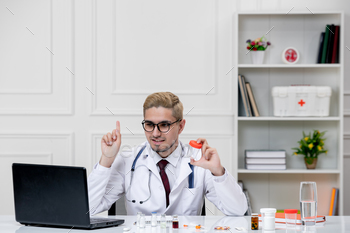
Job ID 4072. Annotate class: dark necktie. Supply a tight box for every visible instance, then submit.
[157,160,170,207]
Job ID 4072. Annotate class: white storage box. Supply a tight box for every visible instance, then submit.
[272,86,331,117]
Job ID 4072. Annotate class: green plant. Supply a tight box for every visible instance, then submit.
[292,130,328,164]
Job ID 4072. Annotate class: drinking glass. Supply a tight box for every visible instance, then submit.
[300,182,317,226]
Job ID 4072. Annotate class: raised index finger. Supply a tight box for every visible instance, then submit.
[116,121,120,133]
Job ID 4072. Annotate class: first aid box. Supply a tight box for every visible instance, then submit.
[272,86,332,117]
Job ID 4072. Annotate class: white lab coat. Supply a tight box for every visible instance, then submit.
[87,141,247,216]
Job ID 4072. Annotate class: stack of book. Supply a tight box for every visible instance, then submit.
[245,150,286,170]
[238,74,259,117]
[317,24,340,64]
[329,187,339,216]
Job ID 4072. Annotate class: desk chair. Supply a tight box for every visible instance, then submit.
[108,197,206,216]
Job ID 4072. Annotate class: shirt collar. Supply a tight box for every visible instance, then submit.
[151,142,182,167]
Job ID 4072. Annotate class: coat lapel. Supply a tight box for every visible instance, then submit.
[144,146,162,182]
[171,156,192,191]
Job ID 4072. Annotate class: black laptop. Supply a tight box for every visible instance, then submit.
[12,163,124,229]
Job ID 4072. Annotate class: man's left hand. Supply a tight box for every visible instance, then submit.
[190,138,225,176]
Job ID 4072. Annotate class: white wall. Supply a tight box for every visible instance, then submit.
[0,0,349,215]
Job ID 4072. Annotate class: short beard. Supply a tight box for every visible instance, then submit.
[153,139,177,153]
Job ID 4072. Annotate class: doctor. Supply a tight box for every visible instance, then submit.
[88,92,247,216]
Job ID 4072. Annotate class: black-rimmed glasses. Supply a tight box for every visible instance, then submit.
[142,119,181,133]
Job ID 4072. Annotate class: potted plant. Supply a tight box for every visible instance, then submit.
[292,130,328,169]
[246,36,271,64]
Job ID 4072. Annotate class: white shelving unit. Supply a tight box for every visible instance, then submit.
[234,12,344,216]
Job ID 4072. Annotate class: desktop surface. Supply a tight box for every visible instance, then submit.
[1,215,350,233]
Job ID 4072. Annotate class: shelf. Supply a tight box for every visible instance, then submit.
[237,117,341,121]
[238,169,341,174]
[238,64,341,68]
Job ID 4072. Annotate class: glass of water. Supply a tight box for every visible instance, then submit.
[300,182,317,226]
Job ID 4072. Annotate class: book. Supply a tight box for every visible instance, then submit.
[245,158,286,165]
[316,32,325,63]
[333,188,339,216]
[328,188,336,216]
[242,76,252,116]
[331,26,339,63]
[245,150,286,158]
[326,24,335,63]
[321,24,330,63]
[246,164,286,170]
[259,213,326,224]
[245,82,260,117]
[238,74,250,117]
[335,26,340,63]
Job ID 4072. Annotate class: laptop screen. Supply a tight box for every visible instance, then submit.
[12,163,91,227]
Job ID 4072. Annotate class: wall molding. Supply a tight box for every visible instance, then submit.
[0,153,54,164]
[0,0,74,115]
[0,132,74,165]
[0,1,53,95]
[90,0,234,116]
[110,1,217,95]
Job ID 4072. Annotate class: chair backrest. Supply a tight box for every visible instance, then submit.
[108,196,126,215]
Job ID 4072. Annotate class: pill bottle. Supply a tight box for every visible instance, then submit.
[260,208,276,230]
[136,212,142,227]
[284,209,298,227]
[160,214,167,228]
[151,212,157,227]
[251,213,259,230]
[139,214,146,228]
[172,215,179,229]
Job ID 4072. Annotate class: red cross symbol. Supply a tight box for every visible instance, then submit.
[298,99,305,107]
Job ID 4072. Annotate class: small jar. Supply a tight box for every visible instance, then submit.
[160,214,167,228]
[251,213,259,230]
[260,208,276,231]
[172,215,179,229]
[136,212,142,227]
[151,212,157,227]
[189,140,202,161]
[284,209,298,226]
[139,214,146,228]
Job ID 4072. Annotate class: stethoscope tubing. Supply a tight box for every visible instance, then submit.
[124,143,194,205]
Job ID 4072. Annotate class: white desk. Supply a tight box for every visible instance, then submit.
[1,215,350,233]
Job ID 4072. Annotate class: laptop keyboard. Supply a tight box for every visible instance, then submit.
[90,217,115,223]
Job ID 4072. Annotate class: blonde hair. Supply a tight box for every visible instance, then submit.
[143,92,183,120]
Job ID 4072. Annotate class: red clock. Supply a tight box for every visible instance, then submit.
[282,47,300,64]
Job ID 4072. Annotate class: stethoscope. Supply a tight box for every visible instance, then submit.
[125,143,195,204]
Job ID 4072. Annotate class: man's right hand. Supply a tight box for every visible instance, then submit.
[99,121,122,168]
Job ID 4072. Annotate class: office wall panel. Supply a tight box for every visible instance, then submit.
[0,0,73,115]
[0,132,73,214]
[89,0,234,116]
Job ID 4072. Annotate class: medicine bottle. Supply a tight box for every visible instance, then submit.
[260,208,276,231]
[172,215,179,229]
[160,214,167,228]
[136,212,142,227]
[139,214,146,228]
[151,212,157,227]
[251,213,259,230]
[189,140,202,161]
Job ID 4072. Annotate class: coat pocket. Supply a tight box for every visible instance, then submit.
[181,185,204,215]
